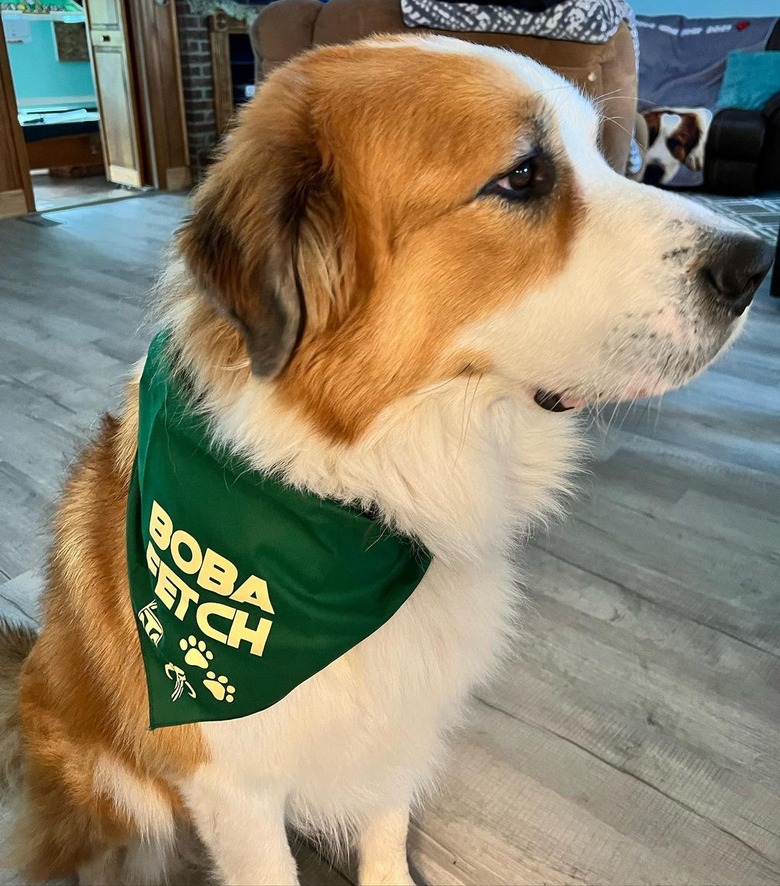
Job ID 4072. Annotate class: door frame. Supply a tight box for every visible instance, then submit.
[0,17,34,219]
[128,0,190,191]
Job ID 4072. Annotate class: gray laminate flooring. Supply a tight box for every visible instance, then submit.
[0,193,778,885]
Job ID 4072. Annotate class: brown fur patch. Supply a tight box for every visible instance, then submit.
[278,179,583,442]
[15,410,206,881]
[643,110,662,149]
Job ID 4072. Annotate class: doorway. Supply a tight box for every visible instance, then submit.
[0,0,190,218]
[3,1,139,212]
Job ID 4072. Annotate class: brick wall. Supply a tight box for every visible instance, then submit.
[175,0,219,177]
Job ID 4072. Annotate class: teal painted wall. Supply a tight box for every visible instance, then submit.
[7,21,96,108]
[633,1,780,17]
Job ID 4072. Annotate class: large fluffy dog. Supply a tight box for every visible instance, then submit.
[2,35,772,886]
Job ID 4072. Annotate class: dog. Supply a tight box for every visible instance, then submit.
[1,35,772,886]
[641,107,714,186]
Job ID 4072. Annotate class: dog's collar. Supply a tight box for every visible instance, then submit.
[127,332,432,729]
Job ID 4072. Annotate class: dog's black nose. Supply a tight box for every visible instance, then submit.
[701,235,774,316]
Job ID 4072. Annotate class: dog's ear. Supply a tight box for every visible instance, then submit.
[178,184,302,377]
[643,111,662,148]
[177,70,355,377]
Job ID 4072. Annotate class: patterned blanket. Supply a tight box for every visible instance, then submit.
[401,0,636,49]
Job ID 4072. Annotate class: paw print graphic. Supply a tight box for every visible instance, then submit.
[203,672,235,703]
[180,636,213,670]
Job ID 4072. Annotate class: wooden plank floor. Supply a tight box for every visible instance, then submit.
[1,194,779,885]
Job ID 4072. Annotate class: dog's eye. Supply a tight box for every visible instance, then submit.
[480,152,552,203]
[496,158,538,193]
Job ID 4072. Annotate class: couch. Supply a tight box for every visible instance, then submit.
[636,15,780,194]
[705,88,780,196]
[250,0,638,175]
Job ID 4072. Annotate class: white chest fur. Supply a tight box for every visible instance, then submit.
[181,377,581,836]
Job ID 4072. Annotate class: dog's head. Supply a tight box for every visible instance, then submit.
[642,107,713,185]
[177,37,772,441]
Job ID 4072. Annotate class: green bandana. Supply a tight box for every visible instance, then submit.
[127,333,432,729]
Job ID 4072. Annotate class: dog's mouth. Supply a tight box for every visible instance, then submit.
[533,382,664,412]
[533,389,578,412]
[534,388,574,412]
